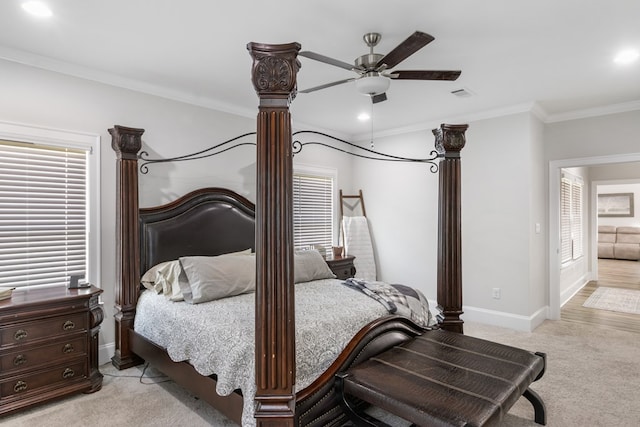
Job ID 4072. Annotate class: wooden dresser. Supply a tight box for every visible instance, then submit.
[0,285,104,416]
[325,255,356,280]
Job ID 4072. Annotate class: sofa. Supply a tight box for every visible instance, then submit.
[598,225,640,260]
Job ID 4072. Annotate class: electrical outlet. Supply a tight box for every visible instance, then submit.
[492,288,501,299]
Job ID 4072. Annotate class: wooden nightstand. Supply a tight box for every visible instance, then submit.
[0,285,103,416]
[325,255,356,280]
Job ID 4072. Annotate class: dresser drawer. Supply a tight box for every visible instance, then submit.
[0,334,87,374]
[0,313,87,348]
[1,359,87,400]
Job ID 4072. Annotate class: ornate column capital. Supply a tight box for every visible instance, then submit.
[109,125,144,160]
[247,42,301,107]
[433,124,468,157]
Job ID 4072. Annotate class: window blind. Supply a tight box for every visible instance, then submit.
[570,180,583,259]
[0,140,88,288]
[560,171,584,264]
[293,173,333,252]
[560,177,572,263]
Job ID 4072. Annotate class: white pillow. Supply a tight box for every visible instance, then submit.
[139,260,186,301]
[294,249,336,283]
[179,253,256,304]
[140,260,177,294]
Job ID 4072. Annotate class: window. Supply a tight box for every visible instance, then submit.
[292,169,335,252]
[560,171,584,263]
[0,122,99,289]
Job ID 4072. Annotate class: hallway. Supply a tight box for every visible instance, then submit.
[561,258,640,333]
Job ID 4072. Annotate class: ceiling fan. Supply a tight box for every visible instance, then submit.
[299,31,461,103]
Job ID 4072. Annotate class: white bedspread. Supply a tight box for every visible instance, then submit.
[342,216,377,280]
[134,278,389,426]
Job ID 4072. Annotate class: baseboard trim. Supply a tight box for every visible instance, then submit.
[560,274,590,307]
[99,342,115,366]
[429,299,549,332]
[460,305,549,332]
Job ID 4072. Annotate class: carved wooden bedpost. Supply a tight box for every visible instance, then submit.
[434,124,468,334]
[247,42,301,426]
[109,125,145,369]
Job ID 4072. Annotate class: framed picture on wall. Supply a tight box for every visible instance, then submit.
[598,193,634,217]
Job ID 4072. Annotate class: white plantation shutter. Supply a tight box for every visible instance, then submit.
[571,180,583,259]
[560,177,572,263]
[560,171,584,264]
[0,140,88,288]
[293,173,334,251]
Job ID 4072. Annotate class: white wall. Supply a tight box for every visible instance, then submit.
[350,112,549,330]
[350,130,441,299]
[528,114,547,318]
[0,59,352,363]
[545,110,640,161]
[462,114,532,317]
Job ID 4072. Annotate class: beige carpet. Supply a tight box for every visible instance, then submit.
[583,286,640,314]
[3,320,639,426]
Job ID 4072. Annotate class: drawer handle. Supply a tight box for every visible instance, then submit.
[62,368,75,379]
[62,343,75,354]
[62,320,75,330]
[13,354,27,366]
[14,329,28,341]
[14,381,28,393]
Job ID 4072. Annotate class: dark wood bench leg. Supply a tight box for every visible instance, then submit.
[335,372,392,427]
[523,352,547,425]
[523,388,546,425]
[534,352,547,381]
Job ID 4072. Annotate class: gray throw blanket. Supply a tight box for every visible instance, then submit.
[342,278,437,329]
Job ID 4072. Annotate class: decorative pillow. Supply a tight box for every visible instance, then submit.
[179,253,256,304]
[294,249,336,283]
[140,249,252,302]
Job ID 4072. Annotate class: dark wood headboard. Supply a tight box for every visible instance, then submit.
[139,188,255,274]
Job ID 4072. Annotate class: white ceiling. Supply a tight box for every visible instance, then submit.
[1,1,639,138]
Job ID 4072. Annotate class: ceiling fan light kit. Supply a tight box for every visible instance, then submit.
[299,30,461,103]
[355,73,390,96]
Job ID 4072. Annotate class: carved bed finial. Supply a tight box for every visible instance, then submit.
[109,125,144,160]
[247,42,301,106]
[433,124,467,158]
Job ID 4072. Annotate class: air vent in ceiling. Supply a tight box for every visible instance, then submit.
[451,88,474,98]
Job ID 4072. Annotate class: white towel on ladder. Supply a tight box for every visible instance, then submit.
[342,216,377,281]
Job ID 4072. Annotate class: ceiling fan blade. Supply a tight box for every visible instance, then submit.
[299,78,355,93]
[387,70,461,81]
[299,51,359,71]
[375,31,435,69]
[371,93,387,104]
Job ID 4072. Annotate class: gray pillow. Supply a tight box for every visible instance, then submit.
[294,249,336,283]
[179,253,256,304]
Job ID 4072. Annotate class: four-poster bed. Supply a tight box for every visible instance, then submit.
[109,42,546,426]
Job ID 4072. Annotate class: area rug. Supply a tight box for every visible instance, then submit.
[583,287,640,314]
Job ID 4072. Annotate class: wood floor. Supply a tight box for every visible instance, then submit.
[561,258,640,334]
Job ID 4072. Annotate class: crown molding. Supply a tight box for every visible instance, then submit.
[0,45,257,120]
[544,100,640,123]
[353,102,541,141]
[3,44,639,139]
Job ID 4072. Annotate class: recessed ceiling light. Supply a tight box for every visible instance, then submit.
[614,49,639,65]
[358,113,370,121]
[21,1,52,18]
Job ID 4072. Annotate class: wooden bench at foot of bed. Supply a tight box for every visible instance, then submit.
[337,329,547,427]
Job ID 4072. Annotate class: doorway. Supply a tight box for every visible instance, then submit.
[548,153,640,320]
